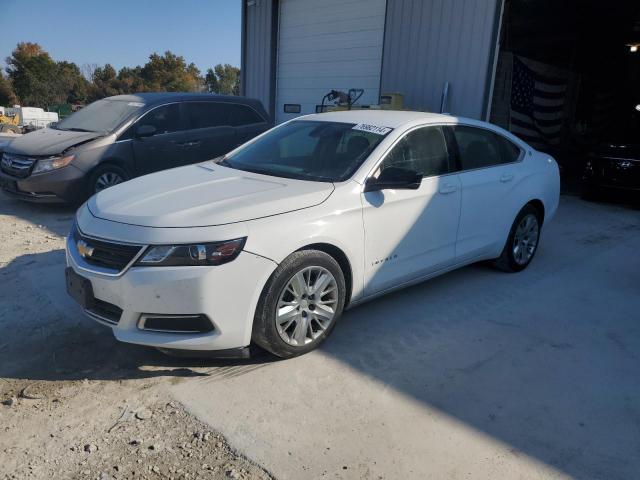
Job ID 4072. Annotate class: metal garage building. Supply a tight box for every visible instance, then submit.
[242,0,639,154]
[241,0,501,124]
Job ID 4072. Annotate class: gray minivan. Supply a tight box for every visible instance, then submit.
[0,92,270,204]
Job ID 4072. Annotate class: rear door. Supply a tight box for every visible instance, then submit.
[448,125,524,262]
[182,102,237,163]
[130,103,189,175]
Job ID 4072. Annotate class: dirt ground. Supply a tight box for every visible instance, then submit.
[0,195,274,480]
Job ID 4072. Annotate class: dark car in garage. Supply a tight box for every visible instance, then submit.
[582,107,640,197]
[0,92,270,204]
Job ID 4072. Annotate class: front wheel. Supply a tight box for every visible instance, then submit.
[88,164,129,196]
[252,250,346,358]
[494,204,542,272]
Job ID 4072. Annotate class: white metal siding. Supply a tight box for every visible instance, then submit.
[243,0,274,116]
[275,0,387,123]
[381,0,500,120]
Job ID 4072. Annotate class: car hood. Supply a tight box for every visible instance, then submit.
[87,163,335,228]
[4,127,103,156]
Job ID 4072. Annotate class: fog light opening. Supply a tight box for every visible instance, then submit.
[138,314,215,334]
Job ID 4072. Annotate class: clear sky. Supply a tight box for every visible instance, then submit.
[0,0,241,73]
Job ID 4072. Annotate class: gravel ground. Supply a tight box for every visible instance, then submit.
[0,195,274,480]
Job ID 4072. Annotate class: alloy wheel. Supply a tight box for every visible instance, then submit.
[276,266,338,347]
[512,213,539,265]
[95,172,124,192]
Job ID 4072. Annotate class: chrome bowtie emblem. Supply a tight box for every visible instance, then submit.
[77,240,95,258]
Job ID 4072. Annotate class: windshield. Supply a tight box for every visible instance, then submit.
[221,120,391,182]
[54,99,144,134]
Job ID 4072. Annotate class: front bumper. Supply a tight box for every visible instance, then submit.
[66,234,277,351]
[0,164,86,204]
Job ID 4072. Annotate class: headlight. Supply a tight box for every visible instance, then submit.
[136,238,247,267]
[32,154,75,174]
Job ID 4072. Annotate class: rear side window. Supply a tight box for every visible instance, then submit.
[496,134,522,163]
[451,126,521,170]
[381,126,451,177]
[185,102,230,129]
[138,103,183,134]
[227,104,264,126]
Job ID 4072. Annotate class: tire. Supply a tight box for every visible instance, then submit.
[494,204,542,273]
[252,250,347,358]
[0,124,20,134]
[87,164,129,196]
[581,183,602,201]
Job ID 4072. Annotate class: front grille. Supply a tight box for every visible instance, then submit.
[1,153,36,178]
[73,225,143,272]
[86,298,123,325]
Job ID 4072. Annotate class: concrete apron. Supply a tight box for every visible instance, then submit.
[169,196,640,480]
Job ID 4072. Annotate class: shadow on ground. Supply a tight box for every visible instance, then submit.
[2,193,640,479]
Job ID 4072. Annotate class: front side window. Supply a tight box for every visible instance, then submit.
[221,121,390,182]
[137,103,183,135]
[380,126,451,177]
[452,126,521,170]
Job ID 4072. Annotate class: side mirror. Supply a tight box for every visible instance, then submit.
[136,124,157,138]
[364,166,422,192]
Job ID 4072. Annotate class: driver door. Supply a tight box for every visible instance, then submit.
[131,103,189,175]
[361,125,461,295]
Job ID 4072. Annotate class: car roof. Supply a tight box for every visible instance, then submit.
[104,92,263,109]
[298,109,487,129]
[296,109,529,148]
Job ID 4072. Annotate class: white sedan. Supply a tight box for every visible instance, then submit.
[65,110,560,358]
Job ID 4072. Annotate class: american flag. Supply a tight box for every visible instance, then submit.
[510,56,568,149]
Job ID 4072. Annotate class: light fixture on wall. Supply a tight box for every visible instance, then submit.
[628,43,639,53]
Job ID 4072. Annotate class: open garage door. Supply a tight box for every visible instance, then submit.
[489,0,640,189]
[275,0,387,123]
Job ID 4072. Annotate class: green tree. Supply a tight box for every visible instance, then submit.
[0,71,17,106]
[140,51,202,92]
[5,42,60,107]
[117,66,146,94]
[205,64,240,95]
[88,64,120,100]
[56,61,89,104]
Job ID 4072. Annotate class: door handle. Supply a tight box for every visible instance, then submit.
[174,140,201,148]
[500,173,514,183]
[439,183,458,194]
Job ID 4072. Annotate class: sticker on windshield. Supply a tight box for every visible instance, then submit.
[352,123,392,135]
[127,102,145,107]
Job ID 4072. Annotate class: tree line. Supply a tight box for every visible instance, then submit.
[0,42,241,110]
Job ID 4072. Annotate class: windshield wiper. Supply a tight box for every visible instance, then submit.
[64,127,97,133]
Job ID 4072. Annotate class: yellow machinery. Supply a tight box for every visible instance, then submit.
[319,90,405,113]
[0,107,21,133]
[379,92,404,110]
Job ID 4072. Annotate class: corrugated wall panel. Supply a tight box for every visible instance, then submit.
[275,0,387,123]
[242,0,274,117]
[381,0,500,120]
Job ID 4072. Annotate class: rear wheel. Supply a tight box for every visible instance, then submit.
[252,250,346,358]
[88,164,129,196]
[495,204,542,272]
